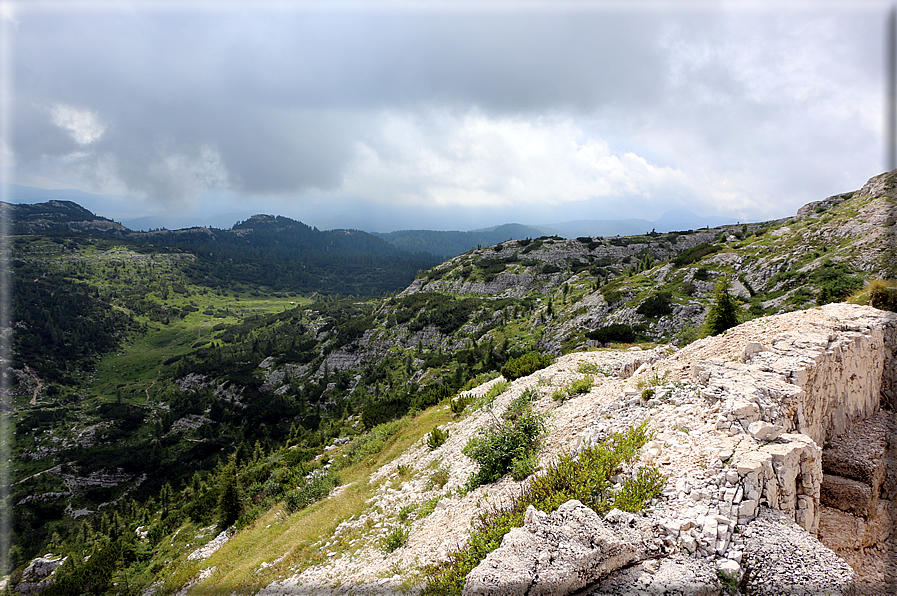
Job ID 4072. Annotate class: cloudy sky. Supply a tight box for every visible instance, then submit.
[1,0,891,231]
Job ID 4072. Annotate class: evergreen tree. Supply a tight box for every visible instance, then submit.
[217,456,243,530]
[704,276,739,336]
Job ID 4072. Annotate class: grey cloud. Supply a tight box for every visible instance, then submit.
[12,7,674,204]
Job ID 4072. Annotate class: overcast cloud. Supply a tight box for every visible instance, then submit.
[3,1,890,230]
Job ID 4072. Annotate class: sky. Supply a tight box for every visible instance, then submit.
[0,0,891,231]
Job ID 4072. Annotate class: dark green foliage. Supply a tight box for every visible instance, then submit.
[704,277,739,336]
[12,264,136,382]
[427,427,449,450]
[636,291,673,318]
[411,384,454,411]
[284,468,341,513]
[585,323,640,344]
[217,457,243,529]
[673,242,721,267]
[500,352,554,381]
[540,263,562,275]
[463,406,545,489]
[380,527,409,552]
[602,288,623,305]
[813,260,862,305]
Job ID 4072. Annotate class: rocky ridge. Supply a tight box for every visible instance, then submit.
[240,303,897,595]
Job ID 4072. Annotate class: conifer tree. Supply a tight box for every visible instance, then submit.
[217,456,243,530]
[704,276,739,336]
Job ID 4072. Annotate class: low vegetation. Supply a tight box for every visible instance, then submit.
[422,422,663,596]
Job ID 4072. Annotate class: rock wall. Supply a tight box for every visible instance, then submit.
[465,304,897,595]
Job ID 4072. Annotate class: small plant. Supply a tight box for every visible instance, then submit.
[641,388,655,401]
[717,568,739,593]
[426,464,451,490]
[398,504,418,522]
[450,394,472,415]
[480,380,510,406]
[637,367,669,390]
[426,427,449,450]
[510,452,540,481]
[380,526,409,553]
[576,361,610,376]
[612,466,667,512]
[396,464,412,478]
[703,276,739,336]
[417,496,441,518]
[567,375,593,396]
[554,375,594,402]
[505,387,537,420]
[463,407,545,489]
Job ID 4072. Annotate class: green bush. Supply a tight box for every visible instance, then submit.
[510,452,540,481]
[421,422,661,596]
[501,352,554,381]
[585,323,639,344]
[380,526,409,552]
[450,394,473,415]
[284,468,341,513]
[636,291,673,318]
[673,242,720,267]
[552,375,593,402]
[870,281,897,312]
[602,288,623,305]
[427,427,449,450]
[463,408,545,489]
[813,260,862,305]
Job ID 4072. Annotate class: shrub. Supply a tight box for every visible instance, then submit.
[421,422,661,596]
[463,408,545,489]
[552,376,593,402]
[284,468,341,513]
[450,394,472,415]
[576,362,609,375]
[613,467,666,512]
[510,452,540,481]
[505,387,538,421]
[636,291,673,318]
[483,380,510,403]
[673,242,721,267]
[602,288,623,305]
[869,280,897,312]
[813,260,862,305]
[585,323,639,344]
[427,427,449,450]
[380,526,409,553]
[501,352,554,381]
[426,464,451,490]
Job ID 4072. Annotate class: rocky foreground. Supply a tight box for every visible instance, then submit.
[208,303,896,596]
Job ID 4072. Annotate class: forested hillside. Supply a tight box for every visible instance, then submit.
[3,171,896,594]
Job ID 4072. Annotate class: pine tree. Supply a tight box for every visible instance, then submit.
[704,276,739,336]
[217,456,243,530]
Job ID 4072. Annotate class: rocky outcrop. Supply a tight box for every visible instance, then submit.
[15,554,67,595]
[462,304,896,596]
[462,501,649,596]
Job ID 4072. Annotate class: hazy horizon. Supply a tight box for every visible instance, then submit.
[2,1,889,232]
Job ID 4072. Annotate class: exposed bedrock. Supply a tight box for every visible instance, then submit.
[464,304,897,596]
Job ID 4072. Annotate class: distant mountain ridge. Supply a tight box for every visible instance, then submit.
[9,184,739,255]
